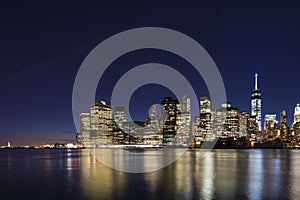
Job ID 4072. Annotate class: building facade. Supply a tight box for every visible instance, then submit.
[280,110,290,141]
[194,97,214,146]
[263,114,280,140]
[221,102,241,138]
[112,106,127,144]
[77,113,90,147]
[251,73,262,131]
[291,104,300,141]
[175,95,192,145]
[294,103,300,124]
[144,104,162,145]
[161,97,181,144]
[77,101,113,147]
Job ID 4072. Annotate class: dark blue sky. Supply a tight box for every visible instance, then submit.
[1,1,300,145]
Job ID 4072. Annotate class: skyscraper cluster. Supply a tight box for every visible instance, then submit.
[192,74,262,147]
[77,95,192,147]
[193,98,259,147]
[77,74,300,148]
[263,104,300,144]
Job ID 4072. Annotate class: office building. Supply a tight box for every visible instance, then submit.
[77,101,113,147]
[161,97,181,144]
[194,97,213,146]
[264,114,280,139]
[77,113,91,147]
[222,102,240,138]
[248,116,259,139]
[112,106,128,144]
[144,104,162,145]
[200,97,211,114]
[280,110,289,141]
[264,114,277,130]
[175,95,192,145]
[239,112,250,138]
[251,74,262,131]
[294,103,300,124]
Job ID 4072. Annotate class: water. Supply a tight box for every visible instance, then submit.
[1,149,300,200]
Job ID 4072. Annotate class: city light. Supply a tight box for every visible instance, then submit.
[74,74,300,149]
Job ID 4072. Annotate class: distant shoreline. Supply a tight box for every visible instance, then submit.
[1,146,299,150]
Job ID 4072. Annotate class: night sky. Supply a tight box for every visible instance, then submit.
[1,1,300,145]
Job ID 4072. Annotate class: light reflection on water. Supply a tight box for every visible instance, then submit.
[247,150,264,200]
[202,153,214,199]
[89,148,187,173]
[0,149,300,199]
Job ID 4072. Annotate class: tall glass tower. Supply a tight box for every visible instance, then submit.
[251,73,262,131]
[294,103,300,124]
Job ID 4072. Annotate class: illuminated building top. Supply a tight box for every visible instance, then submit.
[251,73,262,131]
[294,103,300,124]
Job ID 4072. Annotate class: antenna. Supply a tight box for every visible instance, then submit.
[255,73,258,90]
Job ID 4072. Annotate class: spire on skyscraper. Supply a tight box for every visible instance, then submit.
[255,73,258,90]
[251,73,262,131]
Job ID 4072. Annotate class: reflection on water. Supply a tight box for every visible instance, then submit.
[202,153,214,199]
[89,148,187,173]
[0,149,300,199]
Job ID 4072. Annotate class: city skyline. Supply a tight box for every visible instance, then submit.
[75,78,300,149]
[2,1,300,146]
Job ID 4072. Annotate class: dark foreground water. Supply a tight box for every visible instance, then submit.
[1,149,300,200]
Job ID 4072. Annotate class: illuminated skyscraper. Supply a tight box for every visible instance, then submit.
[200,97,211,114]
[251,73,262,131]
[221,102,240,138]
[182,94,191,113]
[161,97,180,144]
[248,116,259,139]
[264,114,277,131]
[78,113,91,147]
[280,110,289,141]
[176,94,192,145]
[194,97,212,146]
[112,106,128,144]
[239,112,250,138]
[264,114,280,138]
[195,97,213,142]
[113,106,128,130]
[291,103,300,141]
[77,101,113,147]
[294,103,300,124]
[89,101,113,145]
[144,104,162,145]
